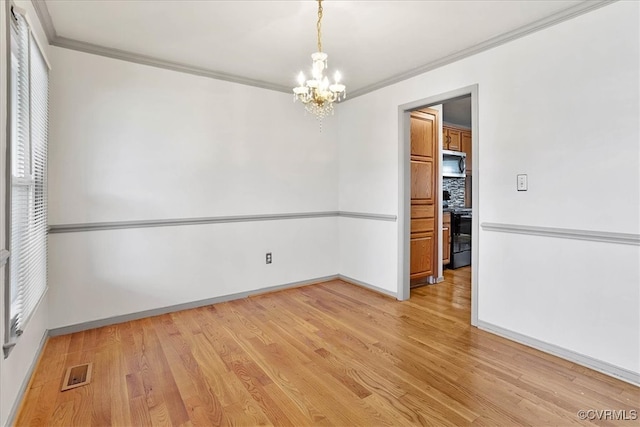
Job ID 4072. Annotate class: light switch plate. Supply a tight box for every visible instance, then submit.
[517,174,528,191]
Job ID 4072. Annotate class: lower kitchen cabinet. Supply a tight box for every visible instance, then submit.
[443,212,451,265]
[410,232,434,279]
[410,205,436,279]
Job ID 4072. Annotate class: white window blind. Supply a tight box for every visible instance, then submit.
[5,7,49,353]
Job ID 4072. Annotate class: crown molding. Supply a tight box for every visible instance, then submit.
[31,0,56,42]
[51,36,292,93]
[32,0,616,98]
[348,0,617,99]
[30,0,291,94]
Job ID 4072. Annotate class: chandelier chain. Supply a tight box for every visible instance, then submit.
[316,0,323,52]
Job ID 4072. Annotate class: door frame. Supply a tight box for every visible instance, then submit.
[397,84,479,327]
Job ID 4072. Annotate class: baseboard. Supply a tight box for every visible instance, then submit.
[338,274,398,299]
[477,320,640,387]
[49,275,339,336]
[6,329,49,427]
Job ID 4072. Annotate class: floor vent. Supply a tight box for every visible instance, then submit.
[61,363,93,391]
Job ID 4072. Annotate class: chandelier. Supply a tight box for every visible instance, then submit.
[293,0,346,119]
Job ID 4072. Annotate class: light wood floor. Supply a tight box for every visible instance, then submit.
[16,267,640,426]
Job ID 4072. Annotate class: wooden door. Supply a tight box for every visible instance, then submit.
[410,109,439,281]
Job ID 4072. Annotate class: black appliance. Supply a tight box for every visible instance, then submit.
[443,190,451,208]
[450,208,472,269]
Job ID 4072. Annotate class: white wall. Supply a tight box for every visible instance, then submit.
[49,218,338,328]
[338,1,639,376]
[47,47,339,329]
[0,2,51,425]
[48,49,338,224]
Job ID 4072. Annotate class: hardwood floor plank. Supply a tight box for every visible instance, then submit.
[228,359,295,426]
[148,401,173,427]
[145,316,192,427]
[360,393,418,427]
[261,382,329,427]
[229,331,327,424]
[109,345,134,427]
[47,400,75,427]
[28,335,70,389]
[129,395,154,427]
[222,399,272,427]
[15,267,640,426]
[153,315,225,427]
[13,385,42,427]
[91,346,113,426]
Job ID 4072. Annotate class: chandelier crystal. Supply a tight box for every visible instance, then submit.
[293,0,346,119]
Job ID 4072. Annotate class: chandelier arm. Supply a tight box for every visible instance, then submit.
[316,0,323,52]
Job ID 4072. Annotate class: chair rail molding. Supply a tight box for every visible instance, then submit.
[481,222,640,246]
[48,211,398,234]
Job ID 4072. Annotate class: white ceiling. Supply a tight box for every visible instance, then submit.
[38,0,605,97]
[443,96,472,128]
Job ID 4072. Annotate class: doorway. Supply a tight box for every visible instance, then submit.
[397,85,479,326]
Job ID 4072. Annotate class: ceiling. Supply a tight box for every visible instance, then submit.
[36,0,608,97]
[443,97,472,128]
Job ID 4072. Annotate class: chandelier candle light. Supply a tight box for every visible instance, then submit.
[293,0,346,119]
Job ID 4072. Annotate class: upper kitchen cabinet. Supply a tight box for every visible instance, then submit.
[411,110,437,159]
[443,126,462,151]
[461,130,472,174]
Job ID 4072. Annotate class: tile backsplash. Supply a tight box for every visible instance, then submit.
[443,177,465,207]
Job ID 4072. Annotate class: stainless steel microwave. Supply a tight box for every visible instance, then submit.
[442,150,466,178]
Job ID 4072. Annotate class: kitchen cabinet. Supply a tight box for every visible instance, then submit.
[461,130,472,174]
[443,126,462,151]
[411,113,436,158]
[410,160,435,204]
[442,211,451,265]
[410,109,439,281]
[411,232,434,279]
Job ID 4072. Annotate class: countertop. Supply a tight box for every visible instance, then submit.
[443,207,472,213]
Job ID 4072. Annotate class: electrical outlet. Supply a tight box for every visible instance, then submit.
[517,174,528,191]
[266,252,272,264]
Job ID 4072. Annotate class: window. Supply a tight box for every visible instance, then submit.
[4,6,49,357]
